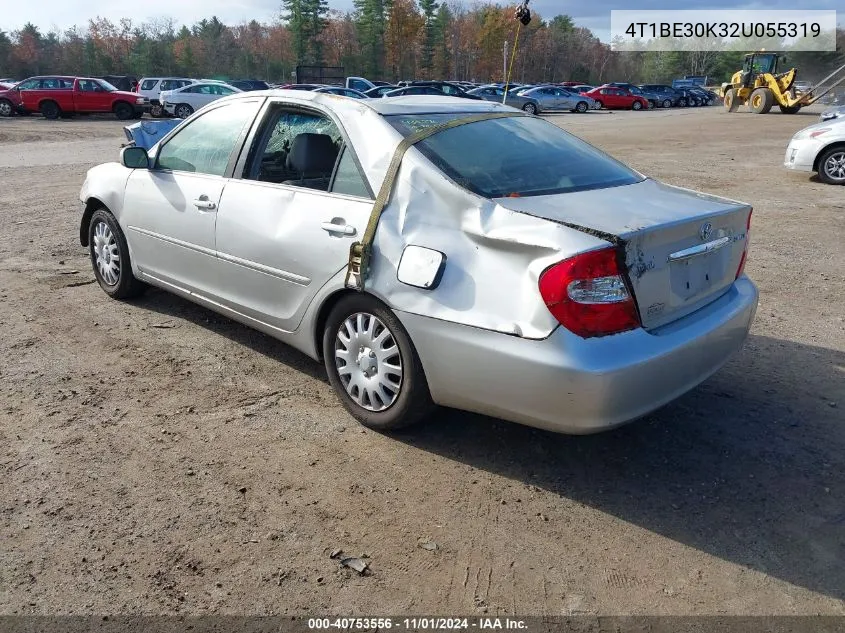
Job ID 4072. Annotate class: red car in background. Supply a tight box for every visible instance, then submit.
[0,81,24,117]
[17,76,145,120]
[584,85,649,110]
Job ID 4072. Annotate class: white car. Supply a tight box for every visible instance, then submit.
[784,117,845,185]
[136,77,196,118]
[161,82,242,119]
[819,105,845,123]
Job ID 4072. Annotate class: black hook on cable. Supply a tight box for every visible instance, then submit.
[514,0,531,25]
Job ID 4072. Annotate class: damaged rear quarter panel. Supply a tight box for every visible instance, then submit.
[364,148,611,340]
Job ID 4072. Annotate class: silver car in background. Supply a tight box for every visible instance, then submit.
[820,105,845,122]
[78,92,757,435]
[518,86,598,113]
[467,85,541,114]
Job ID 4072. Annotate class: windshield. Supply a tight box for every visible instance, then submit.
[99,80,119,92]
[387,113,643,198]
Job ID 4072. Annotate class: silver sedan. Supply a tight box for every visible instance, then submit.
[78,91,757,434]
[518,86,598,113]
[467,86,541,114]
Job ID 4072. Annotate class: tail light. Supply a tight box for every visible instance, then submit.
[735,209,752,279]
[539,246,641,338]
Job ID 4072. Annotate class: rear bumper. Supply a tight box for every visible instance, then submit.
[397,277,758,434]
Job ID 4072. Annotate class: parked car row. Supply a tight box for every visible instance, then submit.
[0,73,722,121]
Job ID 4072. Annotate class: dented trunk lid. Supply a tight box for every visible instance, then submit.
[495,178,751,330]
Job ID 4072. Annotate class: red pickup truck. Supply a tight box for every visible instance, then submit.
[18,76,145,120]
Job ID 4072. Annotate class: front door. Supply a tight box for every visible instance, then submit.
[74,79,109,112]
[214,105,374,332]
[120,98,263,295]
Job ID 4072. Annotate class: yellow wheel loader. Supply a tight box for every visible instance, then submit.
[721,51,845,114]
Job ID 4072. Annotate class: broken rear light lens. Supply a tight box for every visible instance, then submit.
[539,246,641,338]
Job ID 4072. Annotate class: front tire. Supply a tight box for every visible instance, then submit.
[522,102,537,115]
[749,87,774,114]
[779,104,801,114]
[114,102,134,120]
[632,100,643,110]
[818,147,845,185]
[322,294,434,431]
[175,103,194,119]
[88,208,146,299]
[662,99,672,108]
[0,98,14,117]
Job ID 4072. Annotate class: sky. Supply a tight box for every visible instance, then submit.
[1,0,841,42]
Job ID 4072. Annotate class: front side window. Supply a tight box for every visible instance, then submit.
[387,113,642,199]
[18,79,40,90]
[217,86,236,95]
[244,108,345,192]
[156,100,260,176]
[78,80,103,92]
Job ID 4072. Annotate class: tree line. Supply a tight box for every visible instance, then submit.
[1,0,843,86]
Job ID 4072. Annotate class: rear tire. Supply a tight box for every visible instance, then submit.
[40,101,60,120]
[662,98,672,108]
[88,208,147,299]
[575,101,588,113]
[322,294,434,432]
[724,88,740,112]
[749,88,774,114]
[149,103,164,118]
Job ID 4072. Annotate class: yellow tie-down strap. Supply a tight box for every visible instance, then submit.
[345,110,528,291]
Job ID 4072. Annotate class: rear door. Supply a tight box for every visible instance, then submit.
[214,102,374,332]
[121,98,262,295]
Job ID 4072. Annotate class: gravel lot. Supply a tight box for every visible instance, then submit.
[1,106,843,617]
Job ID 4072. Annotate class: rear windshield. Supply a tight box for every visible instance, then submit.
[386,113,642,198]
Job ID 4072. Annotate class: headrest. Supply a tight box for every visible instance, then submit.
[286,133,339,173]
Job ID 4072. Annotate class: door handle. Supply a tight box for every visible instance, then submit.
[321,221,356,236]
[193,198,217,211]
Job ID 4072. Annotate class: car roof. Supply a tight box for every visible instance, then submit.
[213,89,516,116]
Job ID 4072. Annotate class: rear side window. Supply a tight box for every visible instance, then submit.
[141,79,158,91]
[387,113,642,199]
[331,147,369,197]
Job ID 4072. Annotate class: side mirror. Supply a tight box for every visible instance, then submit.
[121,146,150,169]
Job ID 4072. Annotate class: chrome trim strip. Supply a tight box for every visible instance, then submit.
[217,251,311,286]
[128,225,217,258]
[668,236,732,262]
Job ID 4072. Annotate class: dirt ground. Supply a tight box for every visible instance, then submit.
[0,105,843,617]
